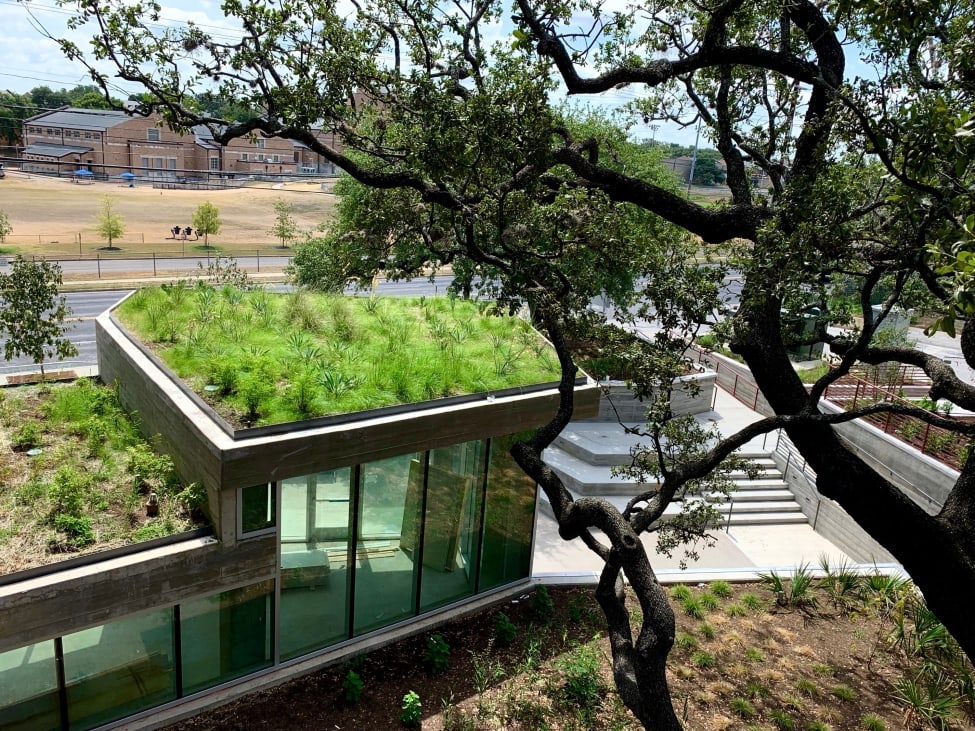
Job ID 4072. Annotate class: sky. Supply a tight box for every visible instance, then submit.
[0,0,865,150]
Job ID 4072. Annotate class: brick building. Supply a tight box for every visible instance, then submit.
[21,107,340,180]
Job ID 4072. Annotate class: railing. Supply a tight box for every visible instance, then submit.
[687,343,970,472]
[685,344,772,415]
[822,373,970,470]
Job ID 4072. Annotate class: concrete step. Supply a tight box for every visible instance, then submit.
[717,489,796,502]
[720,512,809,526]
[711,500,802,514]
[732,478,789,490]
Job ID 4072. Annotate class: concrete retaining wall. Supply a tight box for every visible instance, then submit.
[586,371,716,422]
[774,453,897,564]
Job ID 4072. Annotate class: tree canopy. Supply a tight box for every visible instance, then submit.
[54,0,975,726]
[0,257,77,378]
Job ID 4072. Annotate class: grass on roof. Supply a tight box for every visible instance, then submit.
[115,284,562,427]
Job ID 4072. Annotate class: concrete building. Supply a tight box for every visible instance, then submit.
[0,296,597,731]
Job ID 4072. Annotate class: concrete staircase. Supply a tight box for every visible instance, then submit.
[540,423,807,527]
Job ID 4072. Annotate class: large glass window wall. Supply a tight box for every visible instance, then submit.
[0,436,537,729]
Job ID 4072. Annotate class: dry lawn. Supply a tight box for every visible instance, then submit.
[0,170,336,256]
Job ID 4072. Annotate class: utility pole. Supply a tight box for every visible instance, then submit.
[687,117,702,196]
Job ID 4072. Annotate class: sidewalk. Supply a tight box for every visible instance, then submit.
[531,388,893,585]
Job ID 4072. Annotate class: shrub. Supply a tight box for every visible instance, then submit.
[12,421,43,451]
[126,443,177,494]
[726,603,747,617]
[48,466,88,517]
[670,585,692,601]
[493,612,517,647]
[530,585,554,622]
[675,632,698,650]
[52,514,95,549]
[424,634,450,675]
[699,623,716,641]
[401,690,421,727]
[806,722,832,731]
[342,670,364,703]
[560,644,602,708]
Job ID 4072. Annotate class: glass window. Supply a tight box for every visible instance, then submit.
[256,138,265,148]
[240,483,276,535]
[279,469,353,660]
[478,434,537,591]
[353,453,422,635]
[62,608,176,730]
[83,132,90,139]
[180,580,274,695]
[240,153,249,161]
[93,133,100,140]
[146,128,160,142]
[419,440,485,612]
[0,640,60,731]
[209,157,219,170]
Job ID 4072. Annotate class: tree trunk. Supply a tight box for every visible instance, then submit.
[738,297,975,662]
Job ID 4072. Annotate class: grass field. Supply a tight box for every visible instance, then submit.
[0,170,337,257]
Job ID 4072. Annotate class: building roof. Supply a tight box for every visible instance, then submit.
[26,107,133,131]
[23,142,94,158]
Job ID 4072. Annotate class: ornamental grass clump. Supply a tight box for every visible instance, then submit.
[117,287,562,427]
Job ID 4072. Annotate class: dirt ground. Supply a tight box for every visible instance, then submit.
[166,584,949,731]
[0,170,336,255]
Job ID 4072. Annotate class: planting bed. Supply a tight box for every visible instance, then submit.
[0,379,206,574]
[167,577,974,731]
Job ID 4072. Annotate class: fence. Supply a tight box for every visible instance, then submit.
[821,373,971,470]
[5,252,292,280]
[687,344,970,472]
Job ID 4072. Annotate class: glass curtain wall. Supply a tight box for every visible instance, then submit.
[279,468,353,660]
[0,640,60,731]
[180,580,274,695]
[0,436,542,729]
[353,452,423,635]
[62,608,176,730]
[418,440,486,612]
[478,433,537,591]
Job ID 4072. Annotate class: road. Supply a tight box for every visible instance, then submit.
[17,255,293,279]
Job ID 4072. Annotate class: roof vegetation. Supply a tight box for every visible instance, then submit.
[115,284,562,427]
[0,379,206,575]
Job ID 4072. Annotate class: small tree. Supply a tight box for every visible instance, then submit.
[0,257,78,378]
[270,199,297,249]
[95,196,124,250]
[0,210,12,244]
[192,200,222,247]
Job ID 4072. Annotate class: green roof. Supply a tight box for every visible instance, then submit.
[115,285,562,428]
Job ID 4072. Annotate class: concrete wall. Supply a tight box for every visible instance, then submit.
[774,452,897,563]
[820,400,955,514]
[585,371,716,422]
[0,535,276,654]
